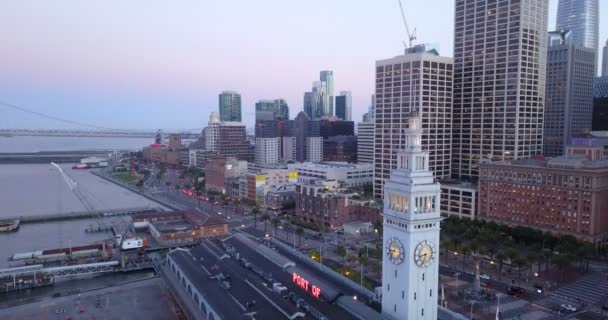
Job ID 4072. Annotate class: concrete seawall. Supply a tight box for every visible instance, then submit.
[90,170,180,211]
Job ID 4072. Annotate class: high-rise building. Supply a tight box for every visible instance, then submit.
[304,72,335,119]
[323,136,357,162]
[255,99,289,121]
[320,71,334,117]
[362,95,376,123]
[374,46,453,198]
[219,91,242,122]
[543,31,595,157]
[311,81,327,119]
[452,0,549,180]
[217,122,252,161]
[602,40,608,77]
[381,115,441,320]
[303,92,314,119]
[203,112,221,152]
[335,91,352,120]
[293,112,322,162]
[357,122,374,164]
[593,77,608,131]
[319,118,354,138]
[556,0,599,73]
[255,137,281,165]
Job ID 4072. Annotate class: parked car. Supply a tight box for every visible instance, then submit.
[479,274,490,280]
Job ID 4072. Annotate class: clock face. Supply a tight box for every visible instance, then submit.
[414,240,436,268]
[386,237,405,265]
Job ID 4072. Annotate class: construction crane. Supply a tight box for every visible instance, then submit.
[398,0,417,49]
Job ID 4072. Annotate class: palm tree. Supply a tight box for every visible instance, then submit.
[271,218,280,238]
[513,257,528,281]
[541,249,553,273]
[261,213,270,234]
[295,227,304,247]
[441,239,452,260]
[460,245,470,271]
[195,189,202,206]
[553,254,573,281]
[495,252,507,278]
[252,207,260,229]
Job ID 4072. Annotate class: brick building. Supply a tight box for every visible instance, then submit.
[204,156,247,194]
[479,156,608,242]
[295,180,381,229]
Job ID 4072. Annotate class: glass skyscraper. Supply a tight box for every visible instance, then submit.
[556,0,599,72]
[543,31,595,156]
[218,91,242,122]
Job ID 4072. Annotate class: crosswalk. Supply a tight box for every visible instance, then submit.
[574,311,608,320]
[534,271,608,312]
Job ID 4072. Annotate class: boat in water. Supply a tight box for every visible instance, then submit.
[0,219,20,232]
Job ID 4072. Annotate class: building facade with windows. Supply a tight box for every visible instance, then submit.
[452,0,549,180]
[543,31,595,156]
[219,91,242,122]
[479,156,608,243]
[374,47,453,198]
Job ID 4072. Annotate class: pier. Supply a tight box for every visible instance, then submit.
[5,207,163,224]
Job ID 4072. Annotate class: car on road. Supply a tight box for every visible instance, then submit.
[560,304,577,312]
[507,286,525,297]
[479,274,490,280]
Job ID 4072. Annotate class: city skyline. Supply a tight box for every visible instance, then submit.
[0,0,606,130]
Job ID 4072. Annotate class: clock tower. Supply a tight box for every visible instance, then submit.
[381,113,441,320]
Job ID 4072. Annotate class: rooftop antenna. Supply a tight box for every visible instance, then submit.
[398,0,417,49]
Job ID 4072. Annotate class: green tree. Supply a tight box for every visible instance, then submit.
[295,227,304,247]
[513,257,528,281]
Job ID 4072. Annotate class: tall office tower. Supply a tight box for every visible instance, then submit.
[274,99,289,120]
[217,122,252,161]
[335,91,352,120]
[362,95,376,123]
[593,77,608,131]
[204,112,221,152]
[293,112,322,162]
[556,0,599,73]
[255,99,290,121]
[311,81,328,119]
[255,137,280,165]
[602,40,608,77]
[320,70,334,116]
[357,122,374,163]
[373,46,453,198]
[543,31,595,157]
[303,92,314,119]
[452,0,549,180]
[219,91,242,122]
